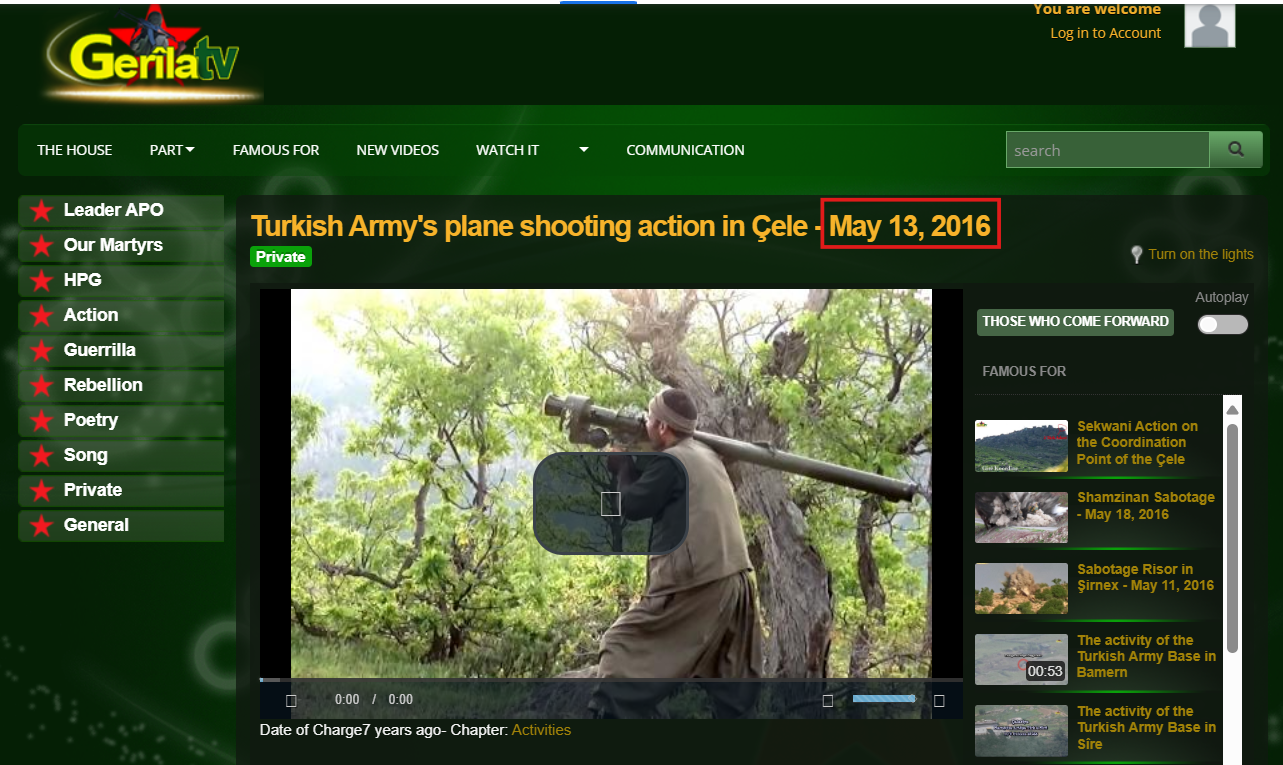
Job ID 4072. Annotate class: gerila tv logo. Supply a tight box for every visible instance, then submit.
[70,5,237,83]
[49,5,258,101]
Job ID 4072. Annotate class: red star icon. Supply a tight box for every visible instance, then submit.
[30,304,52,327]
[30,514,53,537]
[31,234,53,257]
[30,409,52,432]
[30,374,52,397]
[30,479,53,502]
[30,269,52,292]
[30,444,53,467]
[30,199,52,222]
[30,339,53,362]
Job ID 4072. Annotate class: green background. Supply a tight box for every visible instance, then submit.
[18,265,226,297]
[17,474,224,508]
[248,246,311,268]
[19,195,225,227]
[18,404,226,438]
[18,230,224,261]
[3,4,1279,765]
[18,334,225,367]
[18,299,226,333]
[19,370,224,402]
[18,439,225,472]
[17,509,224,541]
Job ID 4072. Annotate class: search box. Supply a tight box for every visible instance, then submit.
[1006,131,1262,169]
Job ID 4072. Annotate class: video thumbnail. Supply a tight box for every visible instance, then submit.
[974,563,1068,614]
[974,704,1069,757]
[974,492,1068,543]
[973,634,1068,685]
[975,419,1068,472]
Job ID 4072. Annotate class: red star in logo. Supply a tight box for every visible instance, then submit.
[109,6,201,86]
[30,339,53,362]
[30,514,53,537]
[30,479,53,502]
[30,444,53,467]
[30,374,52,397]
[30,199,52,222]
[30,269,52,292]
[31,235,53,257]
[30,409,53,432]
[30,305,52,327]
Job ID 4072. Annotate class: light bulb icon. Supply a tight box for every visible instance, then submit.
[1131,245,1143,264]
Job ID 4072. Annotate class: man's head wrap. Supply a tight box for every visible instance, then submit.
[648,389,697,434]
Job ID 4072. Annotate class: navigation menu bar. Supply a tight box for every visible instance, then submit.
[21,123,1268,177]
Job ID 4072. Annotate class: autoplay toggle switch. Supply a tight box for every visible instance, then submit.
[1197,315,1248,335]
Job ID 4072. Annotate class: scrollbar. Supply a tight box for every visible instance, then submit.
[1222,395,1241,765]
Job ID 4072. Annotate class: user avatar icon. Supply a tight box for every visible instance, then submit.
[1186,4,1235,48]
[1193,5,1228,46]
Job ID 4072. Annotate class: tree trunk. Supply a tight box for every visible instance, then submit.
[924,467,932,678]
[611,289,834,678]
[921,475,933,719]
[850,495,887,677]
[731,462,833,677]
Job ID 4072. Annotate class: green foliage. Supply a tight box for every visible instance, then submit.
[292,394,323,466]
[776,290,931,676]
[292,289,931,678]
[291,394,324,503]
[292,291,651,675]
[1017,602,1034,614]
[773,290,931,478]
[1037,598,1066,614]
[976,608,987,614]
[977,587,994,606]
[1049,584,1068,599]
[1004,587,1016,598]
[989,603,1011,614]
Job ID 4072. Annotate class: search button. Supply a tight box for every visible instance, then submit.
[1198,315,1248,335]
[1210,131,1262,168]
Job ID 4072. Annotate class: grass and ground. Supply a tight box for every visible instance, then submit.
[291,625,465,678]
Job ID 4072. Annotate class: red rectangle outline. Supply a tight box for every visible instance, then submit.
[819,197,1001,249]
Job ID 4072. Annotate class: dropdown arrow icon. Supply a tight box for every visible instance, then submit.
[185,146,194,152]
[579,147,588,152]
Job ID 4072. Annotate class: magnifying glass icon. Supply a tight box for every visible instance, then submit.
[1228,140,1244,157]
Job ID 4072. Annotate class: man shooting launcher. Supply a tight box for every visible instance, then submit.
[587,388,760,718]
[544,390,919,718]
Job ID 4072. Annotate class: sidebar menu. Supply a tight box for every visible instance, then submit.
[17,195,226,541]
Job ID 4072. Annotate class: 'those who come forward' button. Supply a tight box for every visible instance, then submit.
[251,246,311,267]
[977,309,1174,336]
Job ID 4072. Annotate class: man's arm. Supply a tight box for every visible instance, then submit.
[615,456,681,521]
